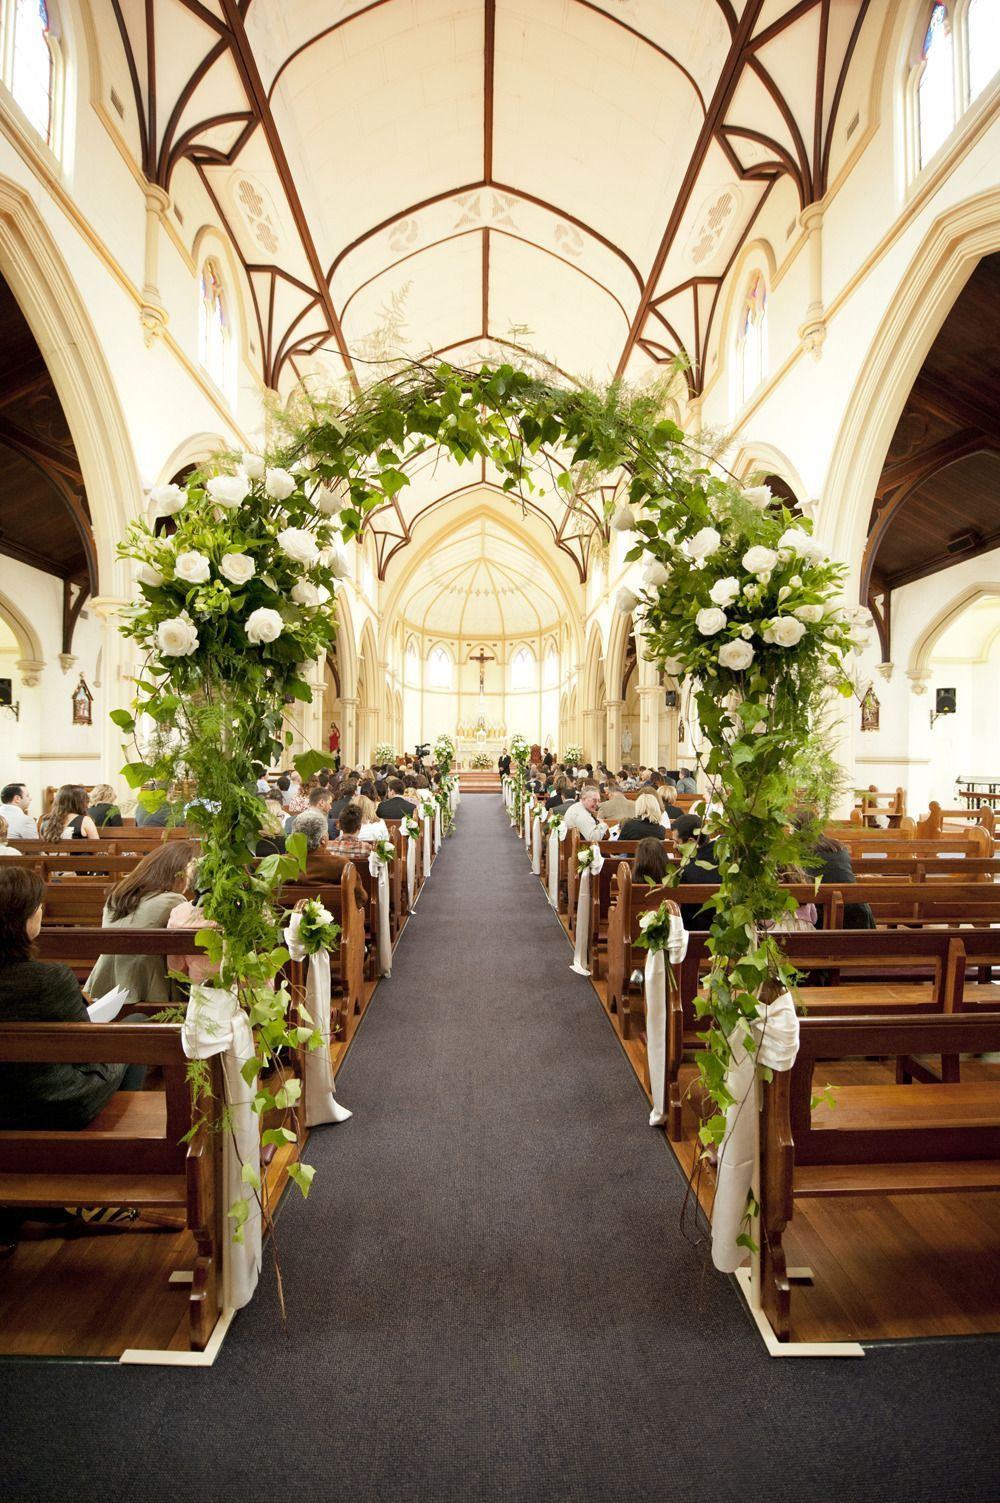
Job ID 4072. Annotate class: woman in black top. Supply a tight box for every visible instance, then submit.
[87,783,123,828]
[0,867,136,1129]
[619,793,668,843]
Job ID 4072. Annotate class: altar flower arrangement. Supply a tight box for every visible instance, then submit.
[470,751,493,769]
[562,744,584,766]
[374,743,396,765]
[295,898,342,956]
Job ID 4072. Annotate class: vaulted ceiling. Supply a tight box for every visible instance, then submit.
[107,0,872,397]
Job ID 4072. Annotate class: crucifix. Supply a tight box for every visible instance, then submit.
[468,647,495,693]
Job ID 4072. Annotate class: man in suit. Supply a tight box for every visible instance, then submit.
[498,748,511,776]
[377,777,416,820]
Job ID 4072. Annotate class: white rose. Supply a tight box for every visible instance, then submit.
[324,547,352,581]
[718,639,755,671]
[793,604,825,624]
[265,467,297,501]
[291,580,331,607]
[709,575,740,607]
[688,526,721,560]
[662,656,684,677]
[642,560,671,588]
[739,624,754,640]
[611,503,636,532]
[156,614,199,656]
[219,553,256,587]
[315,484,345,516]
[764,616,807,647]
[245,607,284,644]
[638,910,658,931]
[696,606,727,636]
[149,483,186,516]
[277,527,319,566]
[240,452,266,481]
[136,561,164,587]
[742,485,773,509]
[615,587,640,613]
[174,550,211,584]
[742,545,778,577]
[206,474,250,509]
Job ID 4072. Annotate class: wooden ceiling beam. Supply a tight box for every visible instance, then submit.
[909,374,1000,448]
[875,429,986,497]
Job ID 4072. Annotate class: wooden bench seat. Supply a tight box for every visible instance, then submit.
[0,1021,223,1351]
[281,863,367,1040]
[760,1011,1000,1341]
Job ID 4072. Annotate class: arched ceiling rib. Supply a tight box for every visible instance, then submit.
[105,0,872,397]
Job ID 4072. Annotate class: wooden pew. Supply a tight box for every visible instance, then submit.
[36,925,203,982]
[850,855,1000,883]
[40,882,110,928]
[0,1021,224,1352]
[3,852,143,881]
[606,863,674,1039]
[917,801,996,840]
[833,828,991,858]
[759,1011,1000,1341]
[851,784,907,827]
[280,864,367,1041]
[842,879,1000,926]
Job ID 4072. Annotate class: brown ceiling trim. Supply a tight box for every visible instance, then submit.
[819,2,870,193]
[880,527,1000,592]
[0,412,83,482]
[334,224,632,333]
[109,0,150,172]
[874,430,989,498]
[176,0,232,37]
[747,0,821,53]
[719,124,802,193]
[484,0,496,181]
[0,433,97,591]
[166,110,257,181]
[193,161,269,373]
[745,56,811,199]
[614,0,766,381]
[570,1,707,111]
[158,39,237,184]
[482,228,490,337]
[327,179,645,291]
[265,0,397,103]
[63,579,90,659]
[0,535,83,582]
[217,0,357,386]
[146,0,157,170]
[714,0,739,35]
[813,0,830,185]
[908,373,1000,447]
[686,175,776,384]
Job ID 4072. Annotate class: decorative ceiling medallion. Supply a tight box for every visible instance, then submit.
[231,174,283,256]
[685,185,741,267]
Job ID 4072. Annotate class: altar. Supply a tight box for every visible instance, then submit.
[456,734,505,766]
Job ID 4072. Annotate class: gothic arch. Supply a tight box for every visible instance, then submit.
[0,589,45,672]
[0,176,140,597]
[825,187,1000,586]
[908,580,1000,680]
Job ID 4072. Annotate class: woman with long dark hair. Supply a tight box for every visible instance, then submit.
[0,866,138,1129]
[84,841,196,1003]
[38,785,99,842]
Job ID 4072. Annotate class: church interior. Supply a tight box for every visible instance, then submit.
[1,2,999,1499]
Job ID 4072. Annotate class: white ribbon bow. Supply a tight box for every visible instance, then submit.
[570,847,604,974]
[283,913,352,1129]
[367,852,393,977]
[645,914,687,1127]
[711,990,800,1273]
[181,985,261,1310]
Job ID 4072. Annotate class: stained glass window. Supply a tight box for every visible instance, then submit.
[967,0,1000,102]
[198,257,232,395]
[428,646,451,690]
[511,647,535,691]
[917,4,955,165]
[11,0,53,142]
[739,271,768,404]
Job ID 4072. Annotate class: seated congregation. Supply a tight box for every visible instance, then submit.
[510,762,1000,1346]
[0,757,452,1357]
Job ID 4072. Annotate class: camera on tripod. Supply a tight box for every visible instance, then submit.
[414,743,431,759]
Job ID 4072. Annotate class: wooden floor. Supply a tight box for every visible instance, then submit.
[574,912,1000,1344]
[0,989,373,1360]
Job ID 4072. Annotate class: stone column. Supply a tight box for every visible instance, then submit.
[798,203,826,358]
[637,683,663,769]
[340,695,359,768]
[583,707,603,765]
[605,697,624,765]
[140,185,170,346]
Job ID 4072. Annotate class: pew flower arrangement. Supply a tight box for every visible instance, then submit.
[433,733,456,777]
[295,898,342,956]
[577,843,600,871]
[370,838,396,866]
[435,777,456,838]
[508,732,531,827]
[635,902,680,956]
[546,811,564,832]
[401,815,421,841]
[419,799,438,823]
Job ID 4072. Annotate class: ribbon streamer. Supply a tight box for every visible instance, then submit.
[546,826,564,907]
[434,805,442,852]
[711,990,800,1273]
[423,812,433,873]
[523,801,531,849]
[284,913,352,1129]
[181,985,262,1310]
[646,912,689,1128]
[405,832,417,908]
[570,847,604,974]
[531,814,542,875]
[368,852,393,977]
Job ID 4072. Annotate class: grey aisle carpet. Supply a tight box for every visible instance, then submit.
[2,795,999,1502]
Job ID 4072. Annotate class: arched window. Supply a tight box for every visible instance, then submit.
[544,643,558,687]
[428,645,452,690]
[8,0,54,142]
[198,257,235,400]
[967,0,1000,101]
[917,4,955,166]
[738,271,768,405]
[510,646,536,692]
[404,640,419,687]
